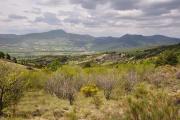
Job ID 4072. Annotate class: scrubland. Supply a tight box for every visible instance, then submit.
[0,49,180,120]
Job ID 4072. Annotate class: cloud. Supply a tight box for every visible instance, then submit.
[24,8,42,14]
[69,0,108,9]
[69,0,137,10]
[34,12,61,25]
[69,0,180,16]
[0,0,180,37]
[8,14,27,20]
[37,0,67,6]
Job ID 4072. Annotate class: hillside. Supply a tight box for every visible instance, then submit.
[130,43,180,59]
[1,53,180,120]
[14,43,180,69]
[0,30,180,56]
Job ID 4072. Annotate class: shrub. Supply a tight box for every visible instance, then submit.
[123,69,138,92]
[96,74,117,100]
[66,108,78,120]
[46,74,76,105]
[46,66,84,105]
[92,95,103,109]
[83,62,92,68]
[0,62,27,116]
[155,50,178,66]
[47,59,62,71]
[81,84,99,97]
[124,83,179,120]
[26,70,48,89]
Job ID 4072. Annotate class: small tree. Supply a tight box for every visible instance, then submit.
[0,52,5,59]
[12,57,17,63]
[0,62,26,116]
[5,53,11,60]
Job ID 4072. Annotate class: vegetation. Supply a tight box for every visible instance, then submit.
[46,66,84,105]
[0,61,27,115]
[155,50,178,66]
[47,59,62,71]
[96,73,117,100]
[81,84,99,97]
[5,53,11,60]
[125,83,179,120]
[0,52,5,59]
[0,44,180,119]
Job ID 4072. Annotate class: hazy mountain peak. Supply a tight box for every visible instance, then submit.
[122,34,143,37]
[46,29,66,34]
[120,34,144,41]
[0,29,180,53]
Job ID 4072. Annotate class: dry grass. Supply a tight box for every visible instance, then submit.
[2,90,125,120]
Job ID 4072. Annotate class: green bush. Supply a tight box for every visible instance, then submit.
[26,71,48,89]
[83,62,92,68]
[124,83,179,120]
[47,59,62,71]
[81,84,99,97]
[155,50,178,66]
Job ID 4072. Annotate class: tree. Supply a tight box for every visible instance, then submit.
[0,52,5,59]
[155,50,178,66]
[12,57,17,63]
[5,53,11,60]
[47,59,62,71]
[60,56,68,63]
[0,62,26,115]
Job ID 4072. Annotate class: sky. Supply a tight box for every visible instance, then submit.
[0,0,180,37]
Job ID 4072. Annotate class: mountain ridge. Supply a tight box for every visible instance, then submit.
[0,29,180,54]
[1,30,180,39]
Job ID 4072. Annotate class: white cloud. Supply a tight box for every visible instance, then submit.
[0,0,179,37]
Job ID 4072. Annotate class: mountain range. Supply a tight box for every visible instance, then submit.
[0,29,180,53]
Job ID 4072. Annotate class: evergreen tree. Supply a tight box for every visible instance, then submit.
[5,53,11,60]
[0,52,5,59]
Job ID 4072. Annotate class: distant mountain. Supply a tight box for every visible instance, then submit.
[0,29,180,53]
[92,34,180,51]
